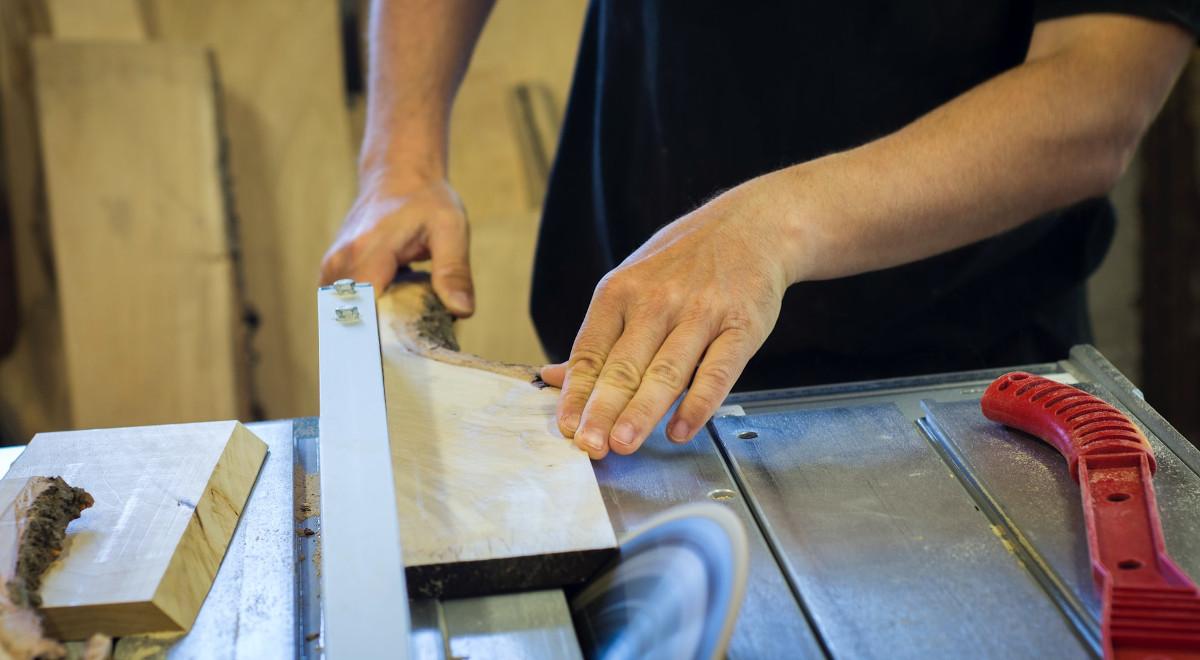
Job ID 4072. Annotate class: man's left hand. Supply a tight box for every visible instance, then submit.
[540,180,798,459]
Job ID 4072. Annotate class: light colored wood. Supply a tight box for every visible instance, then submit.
[43,0,144,39]
[1,421,267,639]
[0,0,70,439]
[448,0,586,218]
[144,0,358,420]
[32,40,245,429]
[455,211,547,364]
[378,279,614,573]
[444,0,586,365]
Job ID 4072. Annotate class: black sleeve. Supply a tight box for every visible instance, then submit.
[1034,0,1200,39]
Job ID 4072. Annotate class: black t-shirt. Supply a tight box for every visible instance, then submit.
[530,1,1199,390]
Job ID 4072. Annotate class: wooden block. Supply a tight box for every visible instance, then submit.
[32,41,246,429]
[43,0,145,39]
[378,277,615,598]
[1,421,268,639]
[143,0,358,420]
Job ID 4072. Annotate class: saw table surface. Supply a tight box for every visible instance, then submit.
[2,345,1197,658]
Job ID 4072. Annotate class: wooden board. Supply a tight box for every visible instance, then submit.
[43,0,144,39]
[377,278,615,598]
[32,40,245,429]
[0,421,267,639]
[0,0,71,439]
[143,0,358,420]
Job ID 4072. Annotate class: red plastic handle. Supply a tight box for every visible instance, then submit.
[982,372,1200,660]
[980,371,1155,481]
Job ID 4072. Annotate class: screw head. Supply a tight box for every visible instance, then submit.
[707,488,736,501]
[333,279,357,296]
[334,306,360,324]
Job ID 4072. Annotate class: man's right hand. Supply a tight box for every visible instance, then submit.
[321,175,475,317]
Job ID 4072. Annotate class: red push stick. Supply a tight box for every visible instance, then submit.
[982,372,1200,660]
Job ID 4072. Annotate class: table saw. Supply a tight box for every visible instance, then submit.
[2,344,1196,658]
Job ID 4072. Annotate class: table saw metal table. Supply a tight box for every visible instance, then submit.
[6,345,1196,658]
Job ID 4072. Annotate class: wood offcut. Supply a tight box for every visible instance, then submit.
[2,421,267,639]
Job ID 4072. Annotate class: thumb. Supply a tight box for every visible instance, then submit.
[539,362,567,388]
[428,219,475,317]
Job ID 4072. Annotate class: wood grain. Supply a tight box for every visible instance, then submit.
[32,40,245,429]
[0,0,70,439]
[43,0,144,39]
[144,0,358,420]
[378,278,615,598]
[1,421,267,639]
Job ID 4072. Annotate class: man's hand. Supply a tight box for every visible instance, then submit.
[540,183,796,459]
[321,175,475,316]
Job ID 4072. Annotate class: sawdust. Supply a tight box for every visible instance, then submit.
[110,632,184,660]
[293,466,320,522]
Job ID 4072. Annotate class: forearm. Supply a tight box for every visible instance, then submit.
[771,15,1192,284]
[359,0,496,182]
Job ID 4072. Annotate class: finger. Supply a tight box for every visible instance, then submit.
[539,362,567,388]
[607,321,713,454]
[574,314,671,457]
[556,291,624,447]
[427,216,474,317]
[320,240,398,295]
[667,328,756,443]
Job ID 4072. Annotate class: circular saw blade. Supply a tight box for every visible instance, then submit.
[571,502,749,660]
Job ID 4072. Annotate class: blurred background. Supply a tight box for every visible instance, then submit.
[0,0,1196,445]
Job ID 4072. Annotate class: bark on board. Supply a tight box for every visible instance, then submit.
[0,476,92,660]
[1,421,267,639]
[144,0,357,420]
[378,275,616,598]
[32,41,246,428]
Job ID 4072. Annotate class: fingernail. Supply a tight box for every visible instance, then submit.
[611,423,636,446]
[577,429,604,452]
[450,291,473,311]
[561,413,580,435]
[668,420,691,442]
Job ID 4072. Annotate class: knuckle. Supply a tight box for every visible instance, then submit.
[568,348,607,377]
[696,360,737,391]
[599,358,642,395]
[644,358,689,390]
[721,308,756,334]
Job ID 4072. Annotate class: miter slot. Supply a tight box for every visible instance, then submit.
[711,404,1092,659]
[919,398,1200,654]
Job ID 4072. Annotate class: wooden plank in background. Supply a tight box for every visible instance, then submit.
[42,0,144,39]
[144,0,358,420]
[0,0,70,439]
[33,41,245,428]
[378,278,615,598]
[0,421,267,639]
[455,211,547,365]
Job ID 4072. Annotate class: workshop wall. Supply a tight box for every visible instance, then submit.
[0,2,1193,445]
[0,0,586,442]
